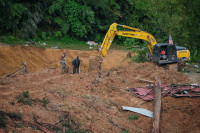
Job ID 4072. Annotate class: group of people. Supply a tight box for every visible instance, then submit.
[60,51,80,74]
[22,51,102,79]
[60,51,102,78]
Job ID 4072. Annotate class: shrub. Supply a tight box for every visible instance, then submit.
[122,128,129,133]
[0,111,7,128]
[54,31,62,39]
[41,97,49,107]
[16,91,32,106]
[41,32,47,40]
[16,96,32,106]
[124,38,148,63]
[23,91,29,98]
[7,112,22,120]
[131,45,148,63]
[128,114,139,121]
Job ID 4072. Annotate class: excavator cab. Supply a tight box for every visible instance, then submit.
[152,43,178,65]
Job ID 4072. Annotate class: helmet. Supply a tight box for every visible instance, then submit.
[24,62,26,65]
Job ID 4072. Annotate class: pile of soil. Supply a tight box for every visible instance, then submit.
[0,46,199,132]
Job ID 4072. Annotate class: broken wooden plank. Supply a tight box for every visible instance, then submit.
[29,122,54,133]
[137,78,154,84]
[152,79,162,133]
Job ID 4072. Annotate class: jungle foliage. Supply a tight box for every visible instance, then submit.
[0,0,199,61]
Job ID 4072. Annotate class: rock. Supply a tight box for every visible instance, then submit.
[96,77,102,83]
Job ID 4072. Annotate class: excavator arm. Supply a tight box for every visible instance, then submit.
[99,23,157,58]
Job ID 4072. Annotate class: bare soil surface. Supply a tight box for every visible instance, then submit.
[0,46,200,133]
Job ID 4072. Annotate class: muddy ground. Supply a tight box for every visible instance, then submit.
[0,46,200,133]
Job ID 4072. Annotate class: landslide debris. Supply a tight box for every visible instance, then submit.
[0,46,199,133]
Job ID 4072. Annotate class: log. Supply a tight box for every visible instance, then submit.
[152,79,162,133]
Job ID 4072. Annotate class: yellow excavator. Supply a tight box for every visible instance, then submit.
[99,23,190,65]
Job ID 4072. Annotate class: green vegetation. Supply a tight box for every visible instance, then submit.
[41,97,50,107]
[16,96,32,106]
[22,91,29,98]
[128,114,139,121]
[122,128,129,133]
[34,36,89,50]
[16,91,32,106]
[16,91,50,107]
[0,111,7,128]
[124,38,148,63]
[7,112,22,121]
[131,45,148,63]
[0,111,23,129]
[61,117,89,133]
[0,0,199,62]
[0,36,26,45]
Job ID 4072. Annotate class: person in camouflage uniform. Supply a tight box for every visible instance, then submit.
[61,51,66,60]
[60,53,68,74]
[22,62,28,74]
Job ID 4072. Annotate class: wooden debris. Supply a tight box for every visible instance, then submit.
[30,122,54,133]
[152,79,162,133]
[137,78,154,84]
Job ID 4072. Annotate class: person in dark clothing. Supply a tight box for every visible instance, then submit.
[72,56,80,74]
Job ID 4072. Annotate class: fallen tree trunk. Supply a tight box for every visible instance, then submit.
[152,79,162,133]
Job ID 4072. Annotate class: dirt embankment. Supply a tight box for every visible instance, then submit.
[0,46,128,76]
[0,46,199,133]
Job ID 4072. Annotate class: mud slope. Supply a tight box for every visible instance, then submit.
[0,46,199,133]
[0,63,200,132]
[0,46,128,76]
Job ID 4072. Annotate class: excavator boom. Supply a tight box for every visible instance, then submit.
[100,23,157,58]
